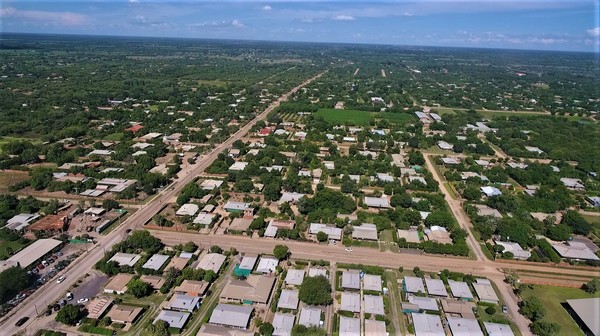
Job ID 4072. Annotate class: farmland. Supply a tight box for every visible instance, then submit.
[314,108,415,126]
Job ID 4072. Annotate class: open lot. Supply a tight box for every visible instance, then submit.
[0,170,29,193]
[315,108,415,126]
[523,285,600,336]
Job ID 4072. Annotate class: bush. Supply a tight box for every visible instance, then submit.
[299,275,333,306]
[485,306,497,315]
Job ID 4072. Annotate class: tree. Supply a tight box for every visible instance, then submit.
[545,225,571,241]
[462,186,481,201]
[485,306,496,315]
[209,245,223,254]
[316,231,328,242]
[519,297,546,321]
[142,320,170,336]
[56,304,83,326]
[102,199,120,211]
[413,266,424,278]
[126,278,152,298]
[291,325,327,336]
[530,320,561,336]
[562,210,592,235]
[0,266,31,304]
[259,322,274,336]
[584,278,600,294]
[299,275,333,306]
[273,245,290,260]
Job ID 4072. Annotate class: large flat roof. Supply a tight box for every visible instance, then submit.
[197,253,226,273]
[425,278,448,297]
[566,298,600,336]
[277,289,299,310]
[142,254,170,270]
[209,304,253,329]
[412,313,445,336]
[272,313,295,336]
[339,316,360,336]
[448,280,474,300]
[109,252,142,267]
[472,283,499,303]
[154,310,190,329]
[4,238,62,269]
[447,317,483,336]
[364,294,385,315]
[404,276,426,294]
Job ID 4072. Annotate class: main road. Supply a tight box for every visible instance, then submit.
[2,70,327,335]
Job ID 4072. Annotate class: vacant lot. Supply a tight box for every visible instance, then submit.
[523,285,600,336]
[0,170,29,193]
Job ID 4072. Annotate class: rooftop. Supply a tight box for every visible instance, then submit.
[272,313,295,336]
[412,313,445,336]
[425,278,448,297]
[483,322,515,336]
[196,253,227,273]
[298,307,321,327]
[340,291,361,312]
[364,294,385,315]
[284,269,305,286]
[209,304,253,329]
[142,254,170,270]
[220,274,275,304]
[566,298,600,336]
[447,317,483,336]
[339,316,360,336]
[277,289,299,310]
[1,238,62,270]
[404,276,426,294]
[363,274,382,292]
[154,310,190,329]
[342,270,361,290]
[351,223,379,241]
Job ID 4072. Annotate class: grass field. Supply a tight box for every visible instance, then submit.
[0,136,42,153]
[0,240,27,260]
[315,108,416,126]
[523,285,600,336]
[580,214,600,238]
[103,132,124,141]
[0,170,29,193]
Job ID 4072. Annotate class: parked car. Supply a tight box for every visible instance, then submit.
[345,248,353,252]
[77,298,88,304]
[502,305,508,314]
[15,316,29,327]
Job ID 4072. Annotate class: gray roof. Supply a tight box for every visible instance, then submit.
[552,241,600,261]
[472,283,499,303]
[412,313,445,336]
[424,278,448,297]
[197,253,227,273]
[448,280,474,300]
[339,316,360,336]
[154,310,190,329]
[308,268,327,277]
[364,294,385,315]
[298,307,321,327]
[342,270,361,290]
[109,252,142,267]
[1,238,61,270]
[309,223,342,240]
[363,274,382,292]
[340,292,361,312]
[566,298,600,336]
[352,223,378,240]
[404,276,426,294]
[284,269,305,286]
[166,294,200,312]
[209,304,253,329]
[408,294,439,311]
[272,313,295,336]
[364,196,390,208]
[239,254,258,271]
[277,289,299,310]
[142,254,170,270]
[197,325,254,336]
[447,317,483,336]
[364,319,387,336]
[483,322,515,336]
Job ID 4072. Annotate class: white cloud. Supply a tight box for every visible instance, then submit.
[128,0,140,3]
[587,27,600,37]
[332,15,355,21]
[190,19,246,29]
[232,19,245,27]
[262,5,272,11]
[0,6,88,26]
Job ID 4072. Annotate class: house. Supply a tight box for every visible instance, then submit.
[437,141,454,150]
[298,307,321,327]
[197,325,254,336]
[425,278,448,297]
[474,204,502,218]
[475,159,490,167]
[6,213,39,231]
[448,280,474,300]
[412,313,445,336]
[441,299,476,319]
[507,162,528,169]
[560,177,585,191]
[408,175,427,185]
[223,201,251,213]
[340,292,361,312]
[552,241,600,261]
[403,276,426,294]
[228,148,241,158]
[425,226,453,245]
[142,254,170,271]
[201,179,224,190]
[140,275,165,290]
[364,295,385,315]
[220,275,275,304]
[174,280,209,297]
[165,294,200,312]
[277,289,299,310]
[351,223,378,240]
[86,297,114,319]
[442,157,460,165]
[239,254,258,272]
[196,253,227,273]
[376,173,394,182]
[525,146,544,155]
[104,274,134,294]
[494,241,531,260]
[472,282,500,304]
[284,269,305,286]
[342,270,361,290]
[309,223,342,240]
[363,274,382,292]
[339,316,360,336]
[397,229,421,243]
[364,320,387,336]
[481,186,502,197]
[278,192,306,204]
[272,313,295,336]
[447,317,483,336]
[209,304,253,329]
[408,294,439,311]
[308,268,327,278]
[194,213,217,226]
[229,162,249,171]
[106,304,143,324]
[483,322,515,336]
[256,256,279,274]
[108,253,141,267]
[265,219,296,238]
[88,149,114,156]
[364,196,390,208]
[586,196,600,207]
[176,204,199,216]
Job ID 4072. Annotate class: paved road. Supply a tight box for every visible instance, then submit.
[2,71,326,335]
[424,153,488,262]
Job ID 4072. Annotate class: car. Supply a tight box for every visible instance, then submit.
[502,305,508,314]
[345,248,353,252]
[66,292,73,300]
[125,229,132,233]
[56,276,66,283]
[15,316,29,327]
[77,298,88,304]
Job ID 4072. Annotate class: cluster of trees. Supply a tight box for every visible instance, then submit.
[298,275,332,306]
[0,195,45,226]
[519,297,561,336]
[0,266,32,304]
[298,188,356,219]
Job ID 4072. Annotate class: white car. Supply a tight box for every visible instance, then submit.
[77,298,88,304]
[56,276,66,283]
[345,248,353,252]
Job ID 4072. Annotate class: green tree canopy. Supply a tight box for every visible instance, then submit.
[298,275,332,306]
[273,245,290,260]
[56,304,83,326]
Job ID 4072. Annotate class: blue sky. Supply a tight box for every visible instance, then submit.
[1,1,599,52]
